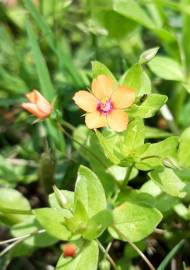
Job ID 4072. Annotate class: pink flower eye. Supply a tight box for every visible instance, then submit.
[96,99,113,115]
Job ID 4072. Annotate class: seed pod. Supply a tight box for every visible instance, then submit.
[99,259,111,270]
[63,244,76,258]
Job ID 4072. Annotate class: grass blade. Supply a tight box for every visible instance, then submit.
[26,19,65,152]
[157,239,185,270]
[22,0,83,86]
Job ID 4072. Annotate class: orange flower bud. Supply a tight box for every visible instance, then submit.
[3,0,17,7]
[3,0,39,7]
[21,90,52,120]
[63,244,76,258]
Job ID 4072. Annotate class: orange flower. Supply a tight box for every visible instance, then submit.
[3,0,39,7]
[21,90,52,120]
[73,75,135,132]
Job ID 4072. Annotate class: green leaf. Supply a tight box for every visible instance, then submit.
[113,0,156,29]
[157,240,185,270]
[121,64,151,95]
[0,188,31,225]
[137,136,178,170]
[83,209,113,240]
[34,208,72,240]
[96,130,121,165]
[11,217,57,247]
[96,119,145,166]
[66,200,88,233]
[178,127,190,168]
[107,165,138,183]
[145,126,172,139]
[174,203,189,220]
[110,201,162,242]
[73,126,116,196]
[148,56,184,81]
[26,20,55,101]
[139,47,159,64]
[56,240,99,270]
[122,118,145,156]
[93,10,137,40]
[149,168,186,197]
[117,188,155,208]
[26,20,65,152]
[129,94,168,119]
[91,61,117,82]
[74,166,107,217]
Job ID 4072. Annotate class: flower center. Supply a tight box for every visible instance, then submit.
[96,98,113,115]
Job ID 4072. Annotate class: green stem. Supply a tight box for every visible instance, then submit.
[113,226,156,270]
[97,240,119,270]
[122,165,133,189]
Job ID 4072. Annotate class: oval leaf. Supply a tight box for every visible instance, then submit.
[110,201,162,242]
[56,240,99,270]
[148,56,184,81]
[34,208,72,240]
[74,166,107,217]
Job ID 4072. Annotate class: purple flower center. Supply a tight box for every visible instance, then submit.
[96,99,113,115]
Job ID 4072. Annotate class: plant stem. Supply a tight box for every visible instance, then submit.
[97,240,119,270]
[0,230,45,246]
[113,226,156,270]
[0,230,45,257]
[122,165,133,189]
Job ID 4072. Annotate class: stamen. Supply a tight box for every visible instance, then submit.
[96,99,113,115]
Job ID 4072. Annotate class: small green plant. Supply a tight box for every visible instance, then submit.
[1,0,190,269]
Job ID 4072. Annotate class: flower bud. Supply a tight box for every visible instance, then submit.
[99,259,111,270]
[21,90,52,120]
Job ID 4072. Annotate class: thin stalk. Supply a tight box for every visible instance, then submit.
[97,240,119,270]
[0,230,45,257]
[0,229,45,246]
[122,165,133,189]
[62,120,75,131]
[113,226,156,270]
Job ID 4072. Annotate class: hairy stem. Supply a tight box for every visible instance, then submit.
[0,229,45,257]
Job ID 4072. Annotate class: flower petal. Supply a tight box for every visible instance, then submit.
[91,75,115,99]
[107,110,128,132]
[26,90,38,103]
[111,86,135,109]
[25,90,52,117]
[73,91,97,112]
[85,111,107,129]
[26,90,52,112]
[21,103,47,119]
